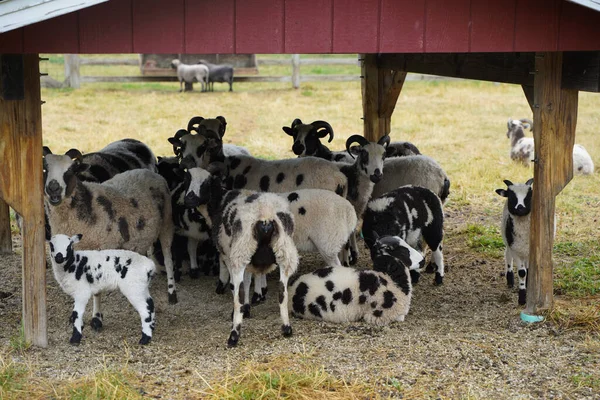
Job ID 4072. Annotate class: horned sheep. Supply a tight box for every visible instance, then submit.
[43,147,177,335]
[49,234,156,345]
[288,235,424,325]
[171,59,209,92]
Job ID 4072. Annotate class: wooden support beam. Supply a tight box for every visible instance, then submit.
[361,54,406,142]
[0,199,11,253]
[527,52,578,315]
[0,54,47,347]
[522,85,534,113]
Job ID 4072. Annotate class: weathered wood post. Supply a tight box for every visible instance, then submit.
[526,52,577,316]
[291,54,300,89]
[64,54,80,89]
[0,54,47,347]
[0,199,11,253]
[361,54,407,142]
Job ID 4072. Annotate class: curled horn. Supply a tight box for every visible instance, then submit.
[187,116,205,132]
[503,179,514,187]
[43,146,52,156]
[174,129,189,140]
[311,120,334,143]
[377,134,390,148]
[520,118,534,131]
[65,149,83,162]
[345,134,370,159]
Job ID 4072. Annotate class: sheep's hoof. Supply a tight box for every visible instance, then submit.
[425,263,436,274]
[227,332,239,348]
[506,271,515,288]
[281,324,293,337]
[216,281,226,295]
[139,333,152,345]
[168,292,178,304]
[518,289,527,305]
[69,329,82,345]
[189,268,200,279]
[434,273,443,286]
[410,270,421,285]
[251,292,262,305]
[90,317,103,332]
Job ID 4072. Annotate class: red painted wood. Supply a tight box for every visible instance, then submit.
[514,0,560,52]
[236,0,284,53]
[23,13,79,53]
[186,0,235,53]
[0,29,24,53]
[470,0,516,52]
[80,1,133,53]
[133,0,184,53]
[284,0,333,53]
[333,0,379,53]
[425,0,470,52]
[559,2,600,51]
[380,0,425,53]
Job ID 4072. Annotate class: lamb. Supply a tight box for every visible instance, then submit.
[362,185,446,285]
[282,118,420,163]
[171,59,209,92]
[43,148,176,336]
[48,234,156,345]
[182,164,299,347]
[507,118,594,174]
[288,235,423,325]
[197,59,234,91]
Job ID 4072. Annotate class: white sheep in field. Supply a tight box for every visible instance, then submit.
[171,59,209,92]
[49,234,156,345]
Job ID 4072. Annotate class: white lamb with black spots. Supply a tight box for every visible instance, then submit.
[43,148,176,335]
[362,185,445,285]
[288,236,423,325]
[49,234,156,345]
[183,165,299,347]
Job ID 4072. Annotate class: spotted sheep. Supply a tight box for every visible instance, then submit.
[43,147,177,331]
[282,118,449,203]
[49,234,156,345]
[171,59,209,92]
[282,118,421,163]
[288,235,424,325]
[506,118,594,174]
[168,116,249,170]
[362,185,446,286]
[182,164,299,347]
[198,126,390,264]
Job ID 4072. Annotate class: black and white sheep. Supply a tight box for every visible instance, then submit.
[495,178,534,305]
[288,235,423,325]
[506,118,594,174]
[49,234,156,345]
[171,59,210,92]
[43,147,177,332]
[197,59,234,92]
[362,185,446,285]
[182,165,299,347]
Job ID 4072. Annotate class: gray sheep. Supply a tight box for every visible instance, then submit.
[197,59,234,91]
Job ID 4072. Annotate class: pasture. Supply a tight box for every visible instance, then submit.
[1,61,599,399]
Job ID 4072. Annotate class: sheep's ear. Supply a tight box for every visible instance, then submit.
[525,178,534,186]
[216,116,227,137]
[495,189,507,197]
[282,126,294,136]
[168,137,182,146]
[503,179,513,187]
[71,234,82,244]
[43,146,52,156]
[65,148,83,162]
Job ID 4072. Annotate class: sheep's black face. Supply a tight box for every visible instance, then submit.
[283,123,327,157]
[185,168,213,207]
[49,234,75,265]
[373,235,424,270]
[496,179,533,217]
[43,154,82,205]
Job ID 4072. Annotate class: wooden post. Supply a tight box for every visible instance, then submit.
[527,52,578,315]
[522,85,534,114]
[0,199,11,253]
[64,54,80,89]
[361,54,407,142]
[0,54,47,347]
[291,54,300,89]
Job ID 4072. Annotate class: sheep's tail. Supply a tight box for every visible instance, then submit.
[440,178,451,204]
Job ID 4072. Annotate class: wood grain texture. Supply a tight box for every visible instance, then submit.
[333,0,379,53]
[80,1,134,53]
[23,13,79,53]
[528,51,578,314]
[236,0,284,53]
[133,0,184,53]
[514,0,560,52]
[284,0,333,53]
[425,0,470,52]
[379,0,425,53]
[0,199,11,254]
[186,0,235,53]
[470,0,516,52]
[0,54,46,347]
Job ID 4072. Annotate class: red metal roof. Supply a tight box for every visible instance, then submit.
[1,0,599,54]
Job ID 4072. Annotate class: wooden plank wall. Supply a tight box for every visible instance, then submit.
[1,0,600,53]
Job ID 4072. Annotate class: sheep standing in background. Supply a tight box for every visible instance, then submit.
[197,59,234,92]
[49,234,156,345]
[171,59,209,92]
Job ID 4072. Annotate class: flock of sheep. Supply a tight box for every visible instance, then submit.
[41,115,594,347]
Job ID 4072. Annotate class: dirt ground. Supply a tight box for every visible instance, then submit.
[0,206,598,399]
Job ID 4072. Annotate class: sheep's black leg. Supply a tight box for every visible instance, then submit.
[279,268,293,338]
[505,249,515,288]
[517,261,527,305]
[228,268,245,347]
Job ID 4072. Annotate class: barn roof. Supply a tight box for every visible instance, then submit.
[568,0,600,12]
[1,0,600,54]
